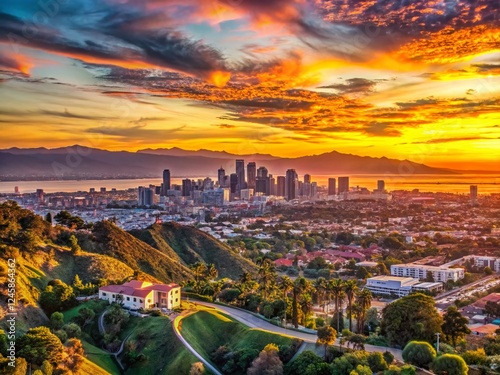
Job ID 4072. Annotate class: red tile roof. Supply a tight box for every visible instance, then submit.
[100,280,180,298]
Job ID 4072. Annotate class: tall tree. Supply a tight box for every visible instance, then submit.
[314,277,328,311]
[277,276,293,327]
[258,258,276,300]
[329,279,346,333]
[344,280,358,332]
[355,289,373,333]
[317,326,337,359]
[381,293,443,347]
[441,306,471,347]
[206,263,218,280]
[292,277,310,328]
[247,344,283,375]
[17,327,64,366]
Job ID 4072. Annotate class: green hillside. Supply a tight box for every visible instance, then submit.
[120,315,199,375]
[181,310,302,375]
[131,222,257,279]
[85,221,194,283]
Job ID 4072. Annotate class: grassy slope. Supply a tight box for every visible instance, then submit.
[80,357,114,375]
[132,223,257,279]
[121,316,198,375]
[181,310,300,372]
[82,341,121,375]
[90,221,194,283]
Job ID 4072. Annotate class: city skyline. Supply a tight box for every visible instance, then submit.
[1,1,500,171]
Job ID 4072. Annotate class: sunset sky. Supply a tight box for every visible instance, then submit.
[1,0,499,170]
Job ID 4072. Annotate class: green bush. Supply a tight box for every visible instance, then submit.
[402,341,436,368]
[431,354,468,375]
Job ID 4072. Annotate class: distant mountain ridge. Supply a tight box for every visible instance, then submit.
[0,145,458,180]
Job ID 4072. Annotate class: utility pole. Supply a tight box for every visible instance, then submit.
[435,332,440,353]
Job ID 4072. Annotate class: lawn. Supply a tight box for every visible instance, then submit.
[62,299,108,323]
[82,341,121,375]
[181,310,302,373]
[80,357,114,375]
[122,316,199,375]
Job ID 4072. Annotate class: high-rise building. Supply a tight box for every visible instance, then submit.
[470,185,478,204]
[182,179,192,197]
[138,186,154,206]
[304,174,311,184]
[218,166,225,187]
[162,169,171,196]
[257,166,268,178]
[328,178,336,195]
[269,175,276,196]
[377,180,385,192]
[276,176,285,197]
[338,177,350,194]
[247,162,256,190]
[230,173,238,194]
[236,159,245,194]
[36,189,44,204]
[285,169,298,200]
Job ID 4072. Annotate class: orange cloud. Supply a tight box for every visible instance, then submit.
[396,26,500,64]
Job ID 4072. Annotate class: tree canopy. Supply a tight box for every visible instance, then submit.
[381,293,442,347]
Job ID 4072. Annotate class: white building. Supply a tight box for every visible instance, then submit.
[99,280,181,310]
[471,256,500,272]
[365,276,443,297]
[391,264,464,282]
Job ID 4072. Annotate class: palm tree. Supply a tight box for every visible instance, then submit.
[314,277,328,313]
[344,279,358,332]
[277,276,293,328]
[258,259,276,300]
[190,262,208,293]
[292,277,310,328]
[355,289,373,333]
[207,264,218,281]
[329,279,345,333]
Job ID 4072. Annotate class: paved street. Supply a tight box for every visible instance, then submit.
[192,301,403,361]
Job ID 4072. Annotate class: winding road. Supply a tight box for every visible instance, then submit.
[174,301,403,368]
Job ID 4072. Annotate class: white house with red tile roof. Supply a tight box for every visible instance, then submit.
[98,280,181,310]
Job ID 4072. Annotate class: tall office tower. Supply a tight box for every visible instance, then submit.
[285,169,298,200]
[144,188,154,206]
[247,162,256,190]
[304,174,311,184]
[269,175,276,196]
[266,174,274,196]
[236,159,246,194]
[230,173,238,194]
[311,182,317,197]
[377,180,385,192]
[277,176,285,197]
[36,189,44,204]
[161,169,171,196]
[138,186,145,205]
[328,178,336,195]
[257,166,268,178]
[138,186,153,206]
[256,177,267,194]
[181,179,192,197]
[338,176,350,194]
[218,166,226,187]
[470,185,478,204]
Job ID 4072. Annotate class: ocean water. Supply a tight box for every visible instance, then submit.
[1,174,499,194]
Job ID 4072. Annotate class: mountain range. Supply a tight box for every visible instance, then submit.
[0,145,458,180]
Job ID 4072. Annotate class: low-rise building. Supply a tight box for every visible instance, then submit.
[365,276,443,297]
[391,263,464,282]
[99,280,181,310]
